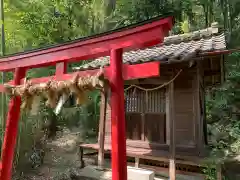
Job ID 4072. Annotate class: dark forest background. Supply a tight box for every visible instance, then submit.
[1,0,240,179]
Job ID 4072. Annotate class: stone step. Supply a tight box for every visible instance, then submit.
[78,166,156,180]
[127,166,155,180]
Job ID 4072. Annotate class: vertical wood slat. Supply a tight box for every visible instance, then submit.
[141,113,145,141]
[151,91,154,112]
[127,90,131,112]
[133,88,137,112]
[137,88,140,112]
[153,90,155,110]
[98,91,108,168]
[131,88,134,112]
[169,71,176,180]
[140,90,145,141]
[141,90,144,112]
[126,89,129,112]
[166,88,170,145]
[126,90,129,112]
[195,62,202,153]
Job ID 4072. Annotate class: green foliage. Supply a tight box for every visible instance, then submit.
[1,0,240,178]
[202,164,217,180]
[59,91,101,140]
[207,52,240,152]
[180,20,190,33]
[204,52,240,179]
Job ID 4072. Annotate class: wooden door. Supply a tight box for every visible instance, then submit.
[125,85,166,144]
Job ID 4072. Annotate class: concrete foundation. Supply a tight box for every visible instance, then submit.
[78,165,204,180]
[127,166,155,180]
[78,166,155,180]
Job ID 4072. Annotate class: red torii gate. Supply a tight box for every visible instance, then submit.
[0,16,173,180]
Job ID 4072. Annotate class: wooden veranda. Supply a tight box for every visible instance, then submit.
[0,16,174,180]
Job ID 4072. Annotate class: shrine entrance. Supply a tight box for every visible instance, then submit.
[0,16,173,180]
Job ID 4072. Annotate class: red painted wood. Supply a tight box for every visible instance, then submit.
[0,68,26,180]
[0,62,160,93]
[109,49,127,180]
[121,62,160,80]
[56,62,67,75]
[0,17,173,71]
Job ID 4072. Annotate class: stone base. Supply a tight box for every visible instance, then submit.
[78,165,155,180]
[127,166,155,180]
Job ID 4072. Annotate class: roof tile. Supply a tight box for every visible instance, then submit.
[74,23,226,71]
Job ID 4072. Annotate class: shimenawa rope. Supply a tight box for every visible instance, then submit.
[124,69,183,92]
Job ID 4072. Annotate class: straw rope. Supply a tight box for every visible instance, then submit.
[3,67,181,113]
[124,69,183,92]
[4,68,106,113]
[124,69,182,103]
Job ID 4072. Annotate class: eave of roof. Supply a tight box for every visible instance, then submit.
[74,22,227,71]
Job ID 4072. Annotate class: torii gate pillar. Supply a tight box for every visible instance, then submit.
[110,48,127,180]
[0,68,26,180]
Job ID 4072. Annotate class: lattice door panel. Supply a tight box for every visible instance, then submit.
[146,89,166,113]
[125,86,166,113]
[125,85,166,144]
[125,88,145,112]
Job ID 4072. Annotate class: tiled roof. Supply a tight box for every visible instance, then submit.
[74,22,226,70]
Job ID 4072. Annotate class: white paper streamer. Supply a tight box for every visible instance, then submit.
[54,93,69,115]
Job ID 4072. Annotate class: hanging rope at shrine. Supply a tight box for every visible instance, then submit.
[3,68,107,114]
[124,69,183,92]
[124,69,182,103]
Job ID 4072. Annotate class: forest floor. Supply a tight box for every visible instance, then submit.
[14,128,98,180]
[12,128,206,180]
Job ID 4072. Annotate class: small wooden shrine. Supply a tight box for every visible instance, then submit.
[77,22,227,178]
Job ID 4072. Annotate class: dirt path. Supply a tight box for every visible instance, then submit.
[14,128,95,180]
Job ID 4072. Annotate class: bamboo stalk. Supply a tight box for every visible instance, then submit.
[0,0,6,159]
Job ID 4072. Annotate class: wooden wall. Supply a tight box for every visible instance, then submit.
[103,63,203,154]
[173,68,198,147]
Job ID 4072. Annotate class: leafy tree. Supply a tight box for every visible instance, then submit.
[1,0,240,178]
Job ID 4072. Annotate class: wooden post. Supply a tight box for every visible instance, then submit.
[110,48,127,180]
[195,62,203,155]
[0,68,26,180]
[216,164,222,180]
[56,62,67,76]
[168,72,176,180]
[135,157,140,168]
[98,90,107,168]
[166,82,170,145]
